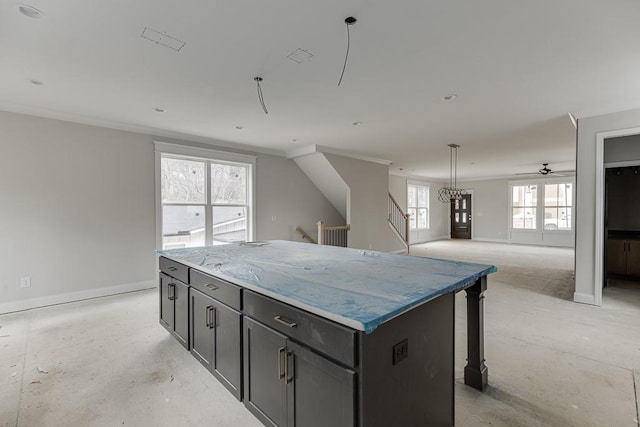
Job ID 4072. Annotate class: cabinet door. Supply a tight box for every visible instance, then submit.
[287,341,355,427]
[159,273,173,332]
[244,317,287,427]
[213,300,242,399]
[173,280,190,348]
[190,288,214,370]
[607,239,627,275]
[626,241,640,276]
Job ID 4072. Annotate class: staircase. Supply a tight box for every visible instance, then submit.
[388,193,410,252]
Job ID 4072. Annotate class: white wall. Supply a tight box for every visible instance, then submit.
[325,154,404,252]
[460,179,509,242]
[575,107,640,305]
[256,154,344,242]
[0,111,344,312]
[388,174,448,243]
[0,111,156,312]
[604,134,640,163]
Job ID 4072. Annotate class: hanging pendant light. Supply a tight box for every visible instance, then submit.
[438,144,468,203]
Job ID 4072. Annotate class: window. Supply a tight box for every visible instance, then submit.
[544,183,572,230]
[156,142,255,249]
[510,181,573,231]
[511,185,537,229]
[408,184,429,229]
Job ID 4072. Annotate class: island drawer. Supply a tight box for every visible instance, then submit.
[159,257,189,284]
[190,269,242,311]
[243,290,356,367]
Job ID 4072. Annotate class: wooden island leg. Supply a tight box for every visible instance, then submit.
[464,275,488,391]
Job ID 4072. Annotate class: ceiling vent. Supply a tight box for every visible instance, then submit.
[287,48,314,63]
[141,27,185,51]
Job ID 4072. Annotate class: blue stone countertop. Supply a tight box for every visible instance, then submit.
[157,240,497,334]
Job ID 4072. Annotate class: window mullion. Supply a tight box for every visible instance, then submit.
[205,160,213,246]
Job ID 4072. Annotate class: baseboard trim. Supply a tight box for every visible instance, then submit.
[0,280,156,315]
[472,238,509,244]
[573,292,597,306]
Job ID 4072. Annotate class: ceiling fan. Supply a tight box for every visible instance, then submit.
[516,163,575,177]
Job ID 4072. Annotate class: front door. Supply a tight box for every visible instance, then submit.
[451,194,472,239]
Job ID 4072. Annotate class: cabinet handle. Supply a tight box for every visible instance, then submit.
[205,284,219,291]
[168,266,178,271]
[278,347,286,380]
[168,284,176,300]
[285,351,294,384]
[206,306,216,329]
[274,316,297,328]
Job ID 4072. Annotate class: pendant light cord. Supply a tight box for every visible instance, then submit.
[338,17,357,87]
[338,23,351,86]
[255,77,268,114]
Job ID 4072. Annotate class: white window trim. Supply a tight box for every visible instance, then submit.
[508,176,575,233]
[407,182,430,230]
[154,141,257,249]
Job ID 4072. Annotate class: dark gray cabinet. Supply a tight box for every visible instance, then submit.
[190,287,242,400]
[243,316,356,427]
[159,272,189,349]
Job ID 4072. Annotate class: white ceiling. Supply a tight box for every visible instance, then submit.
[2,0,640,180]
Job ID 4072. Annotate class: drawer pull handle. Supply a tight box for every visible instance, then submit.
[285,351,294,384]
[168,284,176,300]
[168,266,178,271]
[274,316,297,328]
[278,347,286,380]
[206,306,216,329]
[205,284,219,291]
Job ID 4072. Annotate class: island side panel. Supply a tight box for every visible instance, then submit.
[464,275,488,391]
[358,293,455,427]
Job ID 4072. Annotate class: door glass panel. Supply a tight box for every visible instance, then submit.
[455,213,459,223]
[161,158,205,203]
[212,206,247,244]
[162,205,205,249]
[455,200,459,210]
[462,199,467,209]
[463,212,467,223]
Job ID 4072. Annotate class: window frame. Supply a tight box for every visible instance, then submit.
[154,141,256,250]
[407,183,430,230]
[508,177,575,233]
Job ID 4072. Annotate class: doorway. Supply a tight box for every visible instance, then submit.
[450,194,471,239]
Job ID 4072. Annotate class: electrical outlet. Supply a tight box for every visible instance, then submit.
[392,339,408,365]
[271,216,277,222]
[20,276,31,288]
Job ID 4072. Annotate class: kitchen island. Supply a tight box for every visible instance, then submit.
[158,240,496,427]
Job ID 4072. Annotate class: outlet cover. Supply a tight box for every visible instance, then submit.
[20,276,31,288]
[392,339,408,365]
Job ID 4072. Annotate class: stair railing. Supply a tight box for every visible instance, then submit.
[388,192,410,251]
[295,226,317,244]
[317,221,350,247]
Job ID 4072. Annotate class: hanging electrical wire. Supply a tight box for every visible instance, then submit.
[254,77,268,114]
[338,16,357,87]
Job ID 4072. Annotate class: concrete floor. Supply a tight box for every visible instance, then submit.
[1,240,639,426]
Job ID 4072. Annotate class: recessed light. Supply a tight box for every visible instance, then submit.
[153,107,165,113]
[235,126,244,130]
[352,121,362,126]
[442,94,457,101]
[18,4,43,18]
[28,79,43,86]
